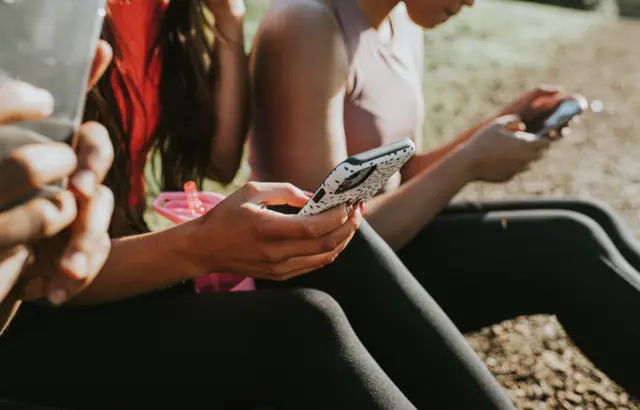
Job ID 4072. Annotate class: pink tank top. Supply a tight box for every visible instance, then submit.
[249,0,425,192]
[331,0,425,191]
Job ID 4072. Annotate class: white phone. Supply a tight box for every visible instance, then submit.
[299,139,416,216]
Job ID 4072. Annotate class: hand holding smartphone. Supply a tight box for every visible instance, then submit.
[0,0,107,211]
[299,139,416,216]
[530,94,588,139]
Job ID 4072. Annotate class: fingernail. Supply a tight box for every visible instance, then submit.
[71,171,96,197]
[345,203,353,214]
[359,202,366,216]
[48,289,68,306]
[303,191,314,197]
[61,252,87,279]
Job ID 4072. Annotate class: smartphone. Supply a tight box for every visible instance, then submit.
[0,0,107,145]
[299,139,416,216]
[533,94,588,138]
[0,0,106,212]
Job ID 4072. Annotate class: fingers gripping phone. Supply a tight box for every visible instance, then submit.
[0,0,106,211]
[533,94,588,138]
[299,139,416,216]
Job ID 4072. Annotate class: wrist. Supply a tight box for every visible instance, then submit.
[450,144,480,183]
[174,219,211,278]
[213,18,245,53]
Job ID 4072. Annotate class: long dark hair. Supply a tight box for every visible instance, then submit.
[83,0,220,237]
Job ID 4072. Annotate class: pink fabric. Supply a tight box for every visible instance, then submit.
[152,192,256,293]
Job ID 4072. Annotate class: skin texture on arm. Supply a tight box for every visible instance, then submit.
[251,0,479,250]
[401,119,491,180]
[251,0,351,191]
[70,221,203,304]
[205,10,250,184]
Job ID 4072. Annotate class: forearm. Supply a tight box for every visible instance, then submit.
[207,16,249,183]
[402,119,492,180]
[71,221,203,304]
[365,147,476,250]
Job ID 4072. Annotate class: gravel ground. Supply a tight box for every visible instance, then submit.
[146,1,640,407]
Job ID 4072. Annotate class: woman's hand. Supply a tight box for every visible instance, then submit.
[2,41,115,305]
[0,80,78,303]
[459,115,550,183]
[189,182,363,281]
[19,121,114,305]
[497,84,569,134]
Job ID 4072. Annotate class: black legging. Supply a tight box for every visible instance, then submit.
[0,288,414,410]
[0,223,514,410]
[396,198,640,397]
[0,198,637,409]
[260,198,640,404]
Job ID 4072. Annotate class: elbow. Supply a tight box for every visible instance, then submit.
[205,155,243,185]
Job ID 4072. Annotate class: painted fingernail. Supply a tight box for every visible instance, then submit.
[61,252,87,279]
[345,203,353,214]
[48,289,68,306]
[71,171,96,197]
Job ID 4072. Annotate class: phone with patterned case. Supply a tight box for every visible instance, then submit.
[299,139,416,216]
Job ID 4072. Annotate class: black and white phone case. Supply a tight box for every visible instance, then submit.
[299,139,416,216]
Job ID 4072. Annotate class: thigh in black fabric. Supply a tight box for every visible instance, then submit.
[444,198,640,268]
[0,401,65,410]
[396,208,635,330]
[259,221,517,410]
[0,289,413,410]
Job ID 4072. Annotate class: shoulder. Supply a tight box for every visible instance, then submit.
[259,0,339,32]
[253,0,349,75]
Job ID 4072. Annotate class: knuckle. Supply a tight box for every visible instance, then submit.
[266,263,285,279]
[304,222,320,238]
[321,252,337,266]
[282,183,297,193]
[81,122,113,157]
[6,152,39,187]
[97,185,115,209]
[31,194,77,236]
[320,235,338,253]
[98,234,112,253]
[274,273,290,282]
[243,181,261,197]
[263,249,281,265]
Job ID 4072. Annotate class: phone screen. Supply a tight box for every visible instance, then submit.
[0,0,106,144]
[534,97,587,137]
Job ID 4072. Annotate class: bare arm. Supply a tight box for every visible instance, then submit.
[251,1,351,190]
[251,1,481,250]
[366,117,492,249]
[205,11,250,184]
[70,222,203,304]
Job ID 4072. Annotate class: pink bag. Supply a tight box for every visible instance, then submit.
[151,184,255,293]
